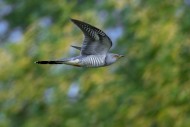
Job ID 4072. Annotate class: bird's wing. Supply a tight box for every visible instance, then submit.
[71,18,112,55]
[71,45,81,51]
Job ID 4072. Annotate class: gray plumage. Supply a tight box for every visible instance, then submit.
[35,18,124,67]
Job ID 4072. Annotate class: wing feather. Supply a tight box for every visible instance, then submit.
[70,18,112,55]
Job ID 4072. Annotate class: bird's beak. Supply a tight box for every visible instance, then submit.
[119,55,124,58]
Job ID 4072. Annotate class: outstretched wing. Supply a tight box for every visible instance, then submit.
[71,18,112,55]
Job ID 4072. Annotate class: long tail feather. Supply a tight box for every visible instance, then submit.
[35,61,64,64]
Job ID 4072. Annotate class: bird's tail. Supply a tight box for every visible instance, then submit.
[34,58,81,67]
[35,57,81,67]
[35,60,66,64]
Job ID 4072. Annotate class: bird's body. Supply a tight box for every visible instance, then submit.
[80,55,106,67]
[35,18,124,67]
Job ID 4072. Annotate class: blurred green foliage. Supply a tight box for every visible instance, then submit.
[0,0,190,127]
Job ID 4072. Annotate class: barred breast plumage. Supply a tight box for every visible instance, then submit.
[81,55,106,67]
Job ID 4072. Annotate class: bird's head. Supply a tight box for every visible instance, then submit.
[105,53,124,65]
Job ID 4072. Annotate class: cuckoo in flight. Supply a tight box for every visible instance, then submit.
[35,18,124,67]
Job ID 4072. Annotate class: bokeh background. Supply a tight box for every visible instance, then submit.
[0,0,190,127]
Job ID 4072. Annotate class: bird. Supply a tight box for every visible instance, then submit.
[35,18,124,67]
